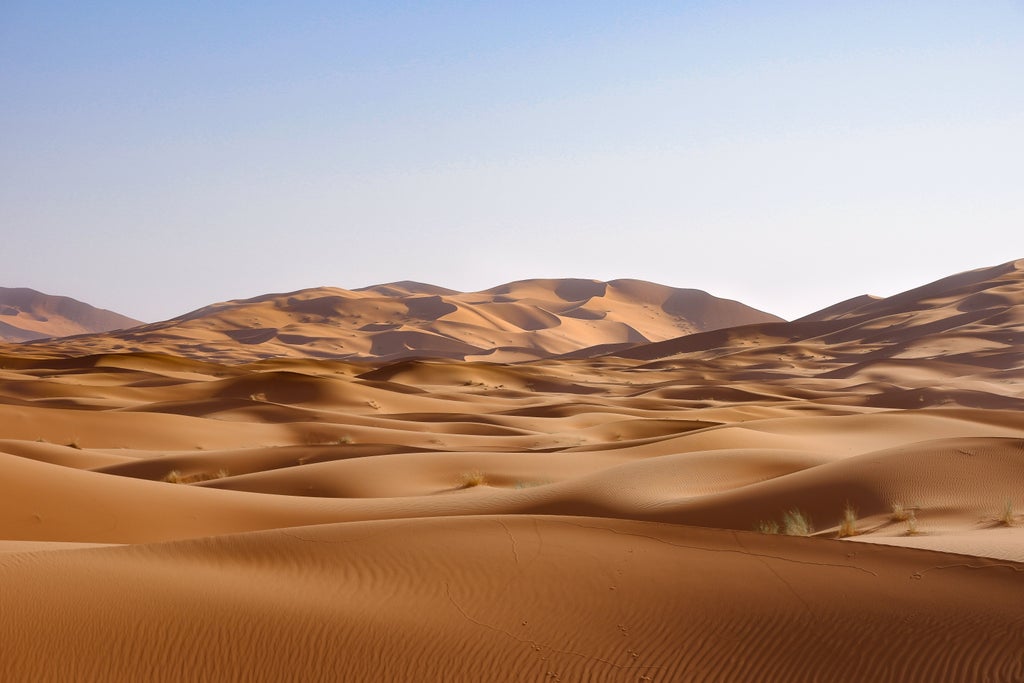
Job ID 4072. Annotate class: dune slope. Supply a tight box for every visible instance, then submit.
[3,517,1023,682]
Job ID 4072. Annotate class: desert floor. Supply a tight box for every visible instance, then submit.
[1,345,1022,681]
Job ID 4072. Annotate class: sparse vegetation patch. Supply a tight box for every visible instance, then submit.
[890,502,922,535]
[782,508,813,536]
[163,469,230,484]
[890,503,914,522]
[997,499,1016,527]
[837,503,858,538]
[457,470,487,489]
[514,480,551,489]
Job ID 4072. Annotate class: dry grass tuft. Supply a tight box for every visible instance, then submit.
[457,470,487,489]
[756,520,780,535]
[837,503,858,538]
[890,503,915,522]
[890,503,923,535]
[163,469,230,484]
[782,509,813,536]
[162,470,187,484]
[998,499,1017,527]
[514,480,551,489]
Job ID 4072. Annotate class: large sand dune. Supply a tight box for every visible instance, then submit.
[1,260,1023,680]
[14,278,782,363]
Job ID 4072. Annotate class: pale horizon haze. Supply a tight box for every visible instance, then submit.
[2,1,1022,323]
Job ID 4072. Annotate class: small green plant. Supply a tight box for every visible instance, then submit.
[335,435,354,445]
[756,520,780,535]
[782,508,813,536]
[838,503,858,538]
[457,470,487,489]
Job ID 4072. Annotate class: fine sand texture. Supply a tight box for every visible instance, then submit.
[1,260,1023,681]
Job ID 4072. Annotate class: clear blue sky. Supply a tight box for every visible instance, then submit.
[2,1,1022,322]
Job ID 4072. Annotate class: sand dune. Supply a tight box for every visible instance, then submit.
[619,258,1024,369]
[3,517,1023,682]
[11,278,782,363]
[1,260,1023,679]
[0,287,142,342]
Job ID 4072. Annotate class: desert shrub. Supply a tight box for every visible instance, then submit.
[163,470,186,484]
[838,503,858,538]
[457,470,487,488]
[998,499,1016,527]
[163,469,230,484]
[514,480,551,489]
[890,502,923,534]
[904,511,920,535]
[782,509,813,536]
[890,503,914,522]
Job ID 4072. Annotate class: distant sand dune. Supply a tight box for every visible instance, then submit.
[0,287,142,342]
[9,278,782,363]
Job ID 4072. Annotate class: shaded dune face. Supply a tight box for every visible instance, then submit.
[554,278,607,301]
[0,259,1023,680]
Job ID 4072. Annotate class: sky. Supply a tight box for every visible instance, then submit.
[2,1,1022,322]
